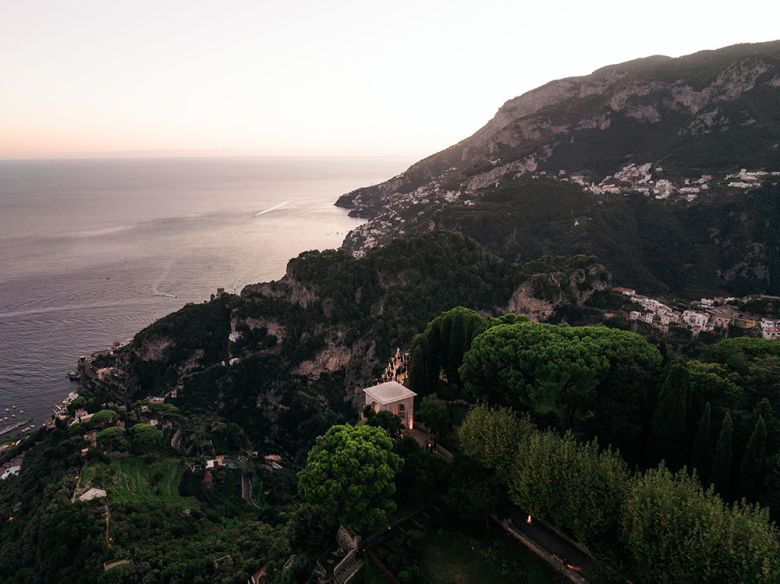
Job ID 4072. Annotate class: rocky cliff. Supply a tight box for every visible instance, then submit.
[336,41,780,296]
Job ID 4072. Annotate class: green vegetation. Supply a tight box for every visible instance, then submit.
[366,409,404,439]
[740,415,768,500]
[83,457,197,507]
[128,423,164,453]
[460,322,661,460]
[711,411,735,498]
[416,394,450,438]
[460,405,780,582]
[457,405,528,479]
[89,409,118,427]
[407,307,492,394]
[648,360,689,469]
[3,197,780,583]
[96,426,129,452]
[691,402,712,482]
[298,424,402,533]
[623,467,779,584]
[420,531,557,584]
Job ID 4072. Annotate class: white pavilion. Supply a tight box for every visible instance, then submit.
[363,380,417,430]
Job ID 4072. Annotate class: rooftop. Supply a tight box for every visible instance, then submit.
[79,487,107,501]
[363,381,416,405]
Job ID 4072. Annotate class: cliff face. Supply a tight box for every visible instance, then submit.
[101,234,611,453]
[507,263,612,322]
[336,41,780,296]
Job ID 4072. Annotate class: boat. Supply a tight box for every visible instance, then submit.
[66,370,80,381]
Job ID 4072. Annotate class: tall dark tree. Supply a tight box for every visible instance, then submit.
[711,412,734,498]
[407,336,433,393]
[648,361,689,470]
[739,416,767,501]
[691,402,712,484]
[417,393,450,438]
[408,307,488,394]
[445,313,466,383]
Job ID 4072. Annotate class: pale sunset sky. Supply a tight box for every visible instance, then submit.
[1,0,778,159]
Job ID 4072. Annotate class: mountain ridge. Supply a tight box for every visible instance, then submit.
[335,40,780,296]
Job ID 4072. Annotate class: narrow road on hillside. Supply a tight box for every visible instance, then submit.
[239,467,259,509]
[506,506,592,579]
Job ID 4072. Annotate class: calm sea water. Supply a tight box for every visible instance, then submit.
[0,157,408,427]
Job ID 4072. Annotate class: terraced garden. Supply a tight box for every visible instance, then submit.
[81,456,198,508]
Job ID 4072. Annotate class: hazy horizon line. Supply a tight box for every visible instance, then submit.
[0,151,424,163]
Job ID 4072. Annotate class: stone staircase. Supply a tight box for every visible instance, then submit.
[332,526,362,584]
[333,551,362,584]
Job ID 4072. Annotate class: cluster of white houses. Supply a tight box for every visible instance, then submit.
[620,288,780,339]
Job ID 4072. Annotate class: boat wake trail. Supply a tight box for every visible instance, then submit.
[253,201,289,217]
[0,300,156,319]
[152,261,177,298]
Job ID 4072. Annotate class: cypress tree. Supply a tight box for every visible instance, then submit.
[445,312,466,384]
[407,338,430,393]
[739,416,767,501]
[691,402,712,484]
[711,412,734,498]
[648,361,689,470]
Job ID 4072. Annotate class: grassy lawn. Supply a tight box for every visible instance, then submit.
[421,531,561,584]
[82,456,198,508]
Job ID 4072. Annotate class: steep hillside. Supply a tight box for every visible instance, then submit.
[336,41,780,296]
[100,232,608,457]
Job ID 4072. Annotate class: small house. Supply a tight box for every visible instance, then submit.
[363,381,416,430]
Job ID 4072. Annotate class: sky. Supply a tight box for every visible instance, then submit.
[1,0,779,159]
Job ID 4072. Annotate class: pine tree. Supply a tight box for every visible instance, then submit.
[711,412,734,498]
[648,361,689,470]
[739,416,767,501]
[691,402,712,484]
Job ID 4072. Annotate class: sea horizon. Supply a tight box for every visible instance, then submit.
[0,156,410,429]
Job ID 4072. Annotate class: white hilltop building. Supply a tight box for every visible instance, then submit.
[363,381,416,430]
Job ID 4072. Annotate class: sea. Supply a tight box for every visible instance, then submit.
[0,156,409,430]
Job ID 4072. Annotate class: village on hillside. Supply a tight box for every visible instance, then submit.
[617,288,780,339]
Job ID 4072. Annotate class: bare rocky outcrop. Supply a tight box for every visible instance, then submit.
[506,287,556,322]
[293,334,352,377]
[242,274,319,309]
[242,317,285,343]
[506,265,611,321]
[136,338,172,361]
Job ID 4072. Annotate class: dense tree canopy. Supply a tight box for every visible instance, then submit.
[298,424,402,533]
[416,394,450,437]
[510,429,630,548]
[129,423,164,453]
[460,323,662,455]
[459,405,780,581]
[96,426,129,452]
[622,466,780,584]
[457,404,530,480]
[407,307,491,394]
[648,360,689,470]
[366,410,404,439]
